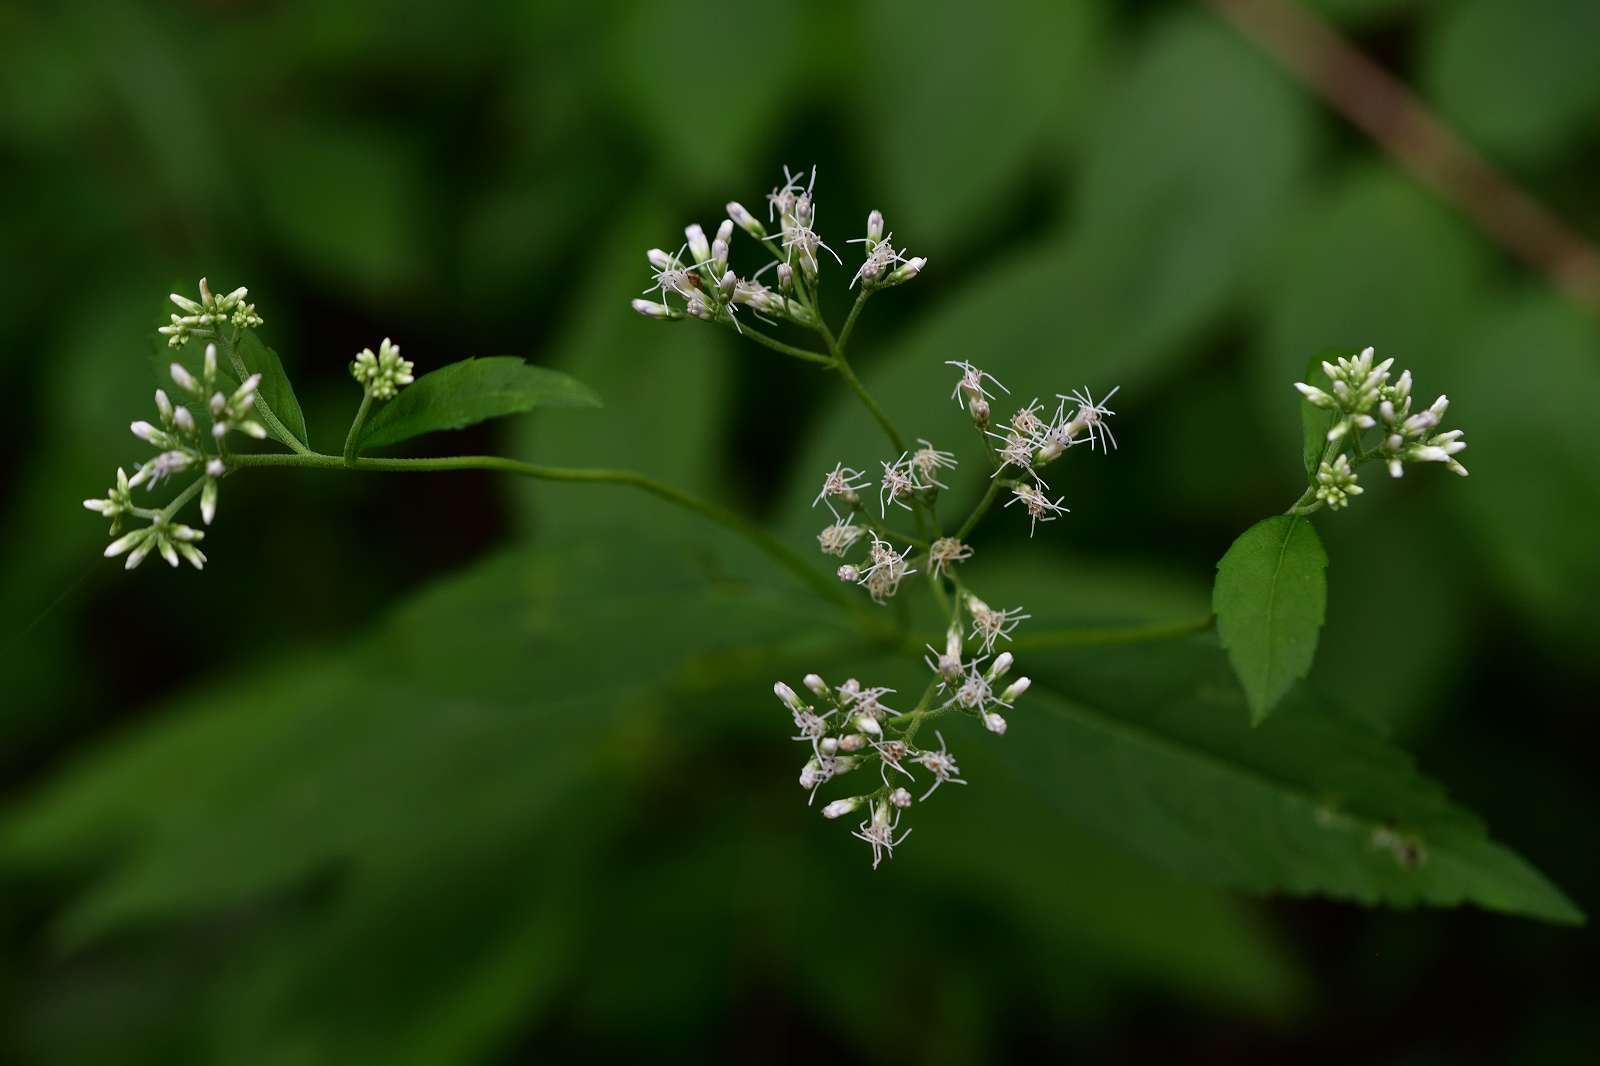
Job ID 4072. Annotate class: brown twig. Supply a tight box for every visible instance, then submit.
[1205,0,1600,312]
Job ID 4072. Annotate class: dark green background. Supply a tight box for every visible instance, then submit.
[2,0,1597,1061]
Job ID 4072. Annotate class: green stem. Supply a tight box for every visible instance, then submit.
[954,479,1006,541]
[158,477,206,523]
[836,290,870,351]
[228,451,857,614]
[1004,614,1215,651]
[732,323,833,366]
[830,352,907,455]
[342,391,374,466]
[212,328,312,456]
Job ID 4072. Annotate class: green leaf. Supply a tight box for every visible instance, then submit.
[232,331,310,450]
[1023,640,1583,924]
[1214,514,1328,723]
[356,357,600,451]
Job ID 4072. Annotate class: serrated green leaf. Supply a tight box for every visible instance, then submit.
[356,357,600,451]
[1214,514,1328,723]
[1023,640,1583,924]
[232,331,310,450]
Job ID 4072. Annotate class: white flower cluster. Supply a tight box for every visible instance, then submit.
[1294,346,1468,510]
[158,277,263,349]
[776,647,1031,868]
[630,165,924,328]
[85,335,268,570]
[350,337,415,400]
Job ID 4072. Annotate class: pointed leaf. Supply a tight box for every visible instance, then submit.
[357,357,600,451]
[1022,640,1583,924]
[1214,514,1327,722]
[232,331,310,449]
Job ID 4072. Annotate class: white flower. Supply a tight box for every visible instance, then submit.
[946,360,1008,411]
[813,462,869,512]
[852,800,912,870]
[915,730,968,801]
[1051,385,1120,453]
[83,467,134,532]
[878,454,918,515]
[909,439,958,490]
[924,625,965,681]
[967,594,1029,654]
[1006,483,1069,535]
[927,536,972,578]
[946,661,998,713]
[817,514,866,557]
[857,533,916,603]
[873,739,914,785]
[889,787,913,808]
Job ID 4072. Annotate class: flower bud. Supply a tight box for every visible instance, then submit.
[889,787,912,808]
[822,797,863,820]
[711,238,729,275]
[774,681,805,712]
[201,478,218,525]
[803,673,828,696]
[631,298,679,320]
[719,270,736,298]
[170,363,199,394]
[838,733,866,752]
[685,223,711,265]
[715,218,733,245]
[837,564,858,583]
[647,248,674,271]
[885,256,924,285]
[853,715,882,738]
[173,406,195,434]
[776,262,793,292]
[1002,677,1031,702]
[970,397,990,426]
[982,712,1008,735]
[203,343,218,380]
[867,209,884,243]
[206,458,225,478]
[130,420,160,443]
[726,201,765,238]
[819,736,839,756]
[991,652,1013,679]
[197,277,213,306]
[155,389,173,421]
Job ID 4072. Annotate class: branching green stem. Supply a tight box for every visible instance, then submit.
[729,323,833,366]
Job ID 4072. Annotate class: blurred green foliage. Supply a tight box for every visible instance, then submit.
[3,0,1598,1062]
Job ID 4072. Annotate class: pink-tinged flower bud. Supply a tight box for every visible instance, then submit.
[889,787,912,808]
[774,682,804,712]
[983,713,1008,735]
[130,420,159,442]
[726,201,765,238]
[837,564,858,583]
[819,737,839,756]
[867,209,884,243]
[685,223,711,265]
[776,262,793,291]
[991,652,1013,679]
[838,733,867,752]
[822,797,863,820]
